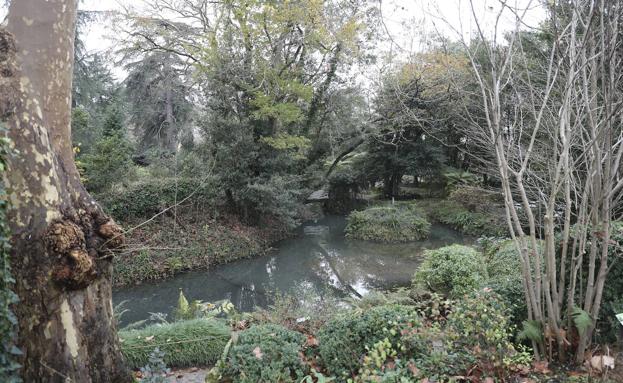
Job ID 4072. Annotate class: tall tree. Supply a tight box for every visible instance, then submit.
[124,52,192,153]
[0,1,129,381]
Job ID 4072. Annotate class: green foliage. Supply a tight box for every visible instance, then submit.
[220,324,308,383]
[99,177,219,221]
[345,203,431,242]
[173,290,237,322]
[112,214,270,286]
[260,133,311,152]
[414,245,488,297]
[317,305,421,380]
[125,52,193,152]
[101,103,124,137]
[0,132,20,382]
[301,370,335,383]
[482,239,529,326]
[571,307,592,336]
[119,319,230,369]
[445,291,529,378]
[254,289,345,334]
[428,199,507,237]
[71,107,94,153]
[518,320,543,343]
[442,168,479,190]
[139,347,170,383]
[82,133,135,193]
[243,175,308,231]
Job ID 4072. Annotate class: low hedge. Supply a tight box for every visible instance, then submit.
[345,203,431,242]
[119,319,231,369]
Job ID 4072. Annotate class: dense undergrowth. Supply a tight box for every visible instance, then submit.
[418,186,509,237]
[345,202,431,242]
[112,213,283,286]
[101,178,292,286]
[124,232,622,382]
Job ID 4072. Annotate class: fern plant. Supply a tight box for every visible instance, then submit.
[518,320,543,343]
[571,307,592,336]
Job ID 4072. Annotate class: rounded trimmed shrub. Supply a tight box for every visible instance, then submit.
[414,245,487,297]
[345,203,431,242]
[317,305,421,381]
[221,324,308,383]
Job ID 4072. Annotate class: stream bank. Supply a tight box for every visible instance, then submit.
[113,215,470,326]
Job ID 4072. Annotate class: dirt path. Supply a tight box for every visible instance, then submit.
[166,368,209,383]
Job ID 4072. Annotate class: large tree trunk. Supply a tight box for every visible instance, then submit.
[1,1,130,381]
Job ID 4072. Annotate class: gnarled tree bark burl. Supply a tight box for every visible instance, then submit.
[1,0,130,381]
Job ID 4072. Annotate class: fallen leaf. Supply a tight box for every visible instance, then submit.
[145,335,154,342]
[253,346,263,360]
[407,362,420,376]
[484,377,494,383]
[305,335,319,347]
[532,360,551,374]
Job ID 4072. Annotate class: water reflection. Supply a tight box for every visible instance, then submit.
[113,215,469,326]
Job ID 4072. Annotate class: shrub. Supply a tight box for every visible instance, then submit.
[119,319,230,369]
[445,290,530,379]
[345,203,431,242]
[317,305,421,380]
[221,324,308,383]
[442,168,479,190]
[414,245,488,297]
[449,185,504,213]
[139,347,170,383]
[82,134,136,193]
[253,289,346,334]
[428,200,507,237]
[98,176,220,221]
[482,239,528,327]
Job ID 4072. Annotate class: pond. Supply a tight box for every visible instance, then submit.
[113,215,470,326]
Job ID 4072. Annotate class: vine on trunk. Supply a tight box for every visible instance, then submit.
[0,125,20,381]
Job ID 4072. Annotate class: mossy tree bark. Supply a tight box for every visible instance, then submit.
[1,0,130,381]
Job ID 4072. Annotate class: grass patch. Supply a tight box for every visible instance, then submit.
[345,202,431,242]
[119,319,231,369]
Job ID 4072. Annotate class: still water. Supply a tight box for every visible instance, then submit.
[113,215,469,326]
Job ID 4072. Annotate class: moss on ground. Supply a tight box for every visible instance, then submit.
[345,202,431,242]
[119,319,231,369]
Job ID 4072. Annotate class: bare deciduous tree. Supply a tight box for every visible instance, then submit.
[449,0,623,362]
